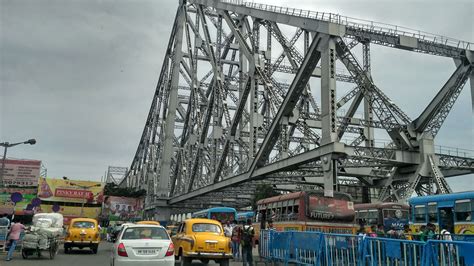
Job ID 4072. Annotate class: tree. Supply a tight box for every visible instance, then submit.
[104,183,146,198]
[251,184,280,211]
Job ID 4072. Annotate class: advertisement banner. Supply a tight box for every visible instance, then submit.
[102,196,144,221]
[0,188,39,215]
[1,159,41,187]
[307,195,355,222]
[40,204,101,224]
[38,177,105,204]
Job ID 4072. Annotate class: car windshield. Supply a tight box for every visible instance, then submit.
[192,223,221,233]
[72,221,95,228]
[121,227,169,240]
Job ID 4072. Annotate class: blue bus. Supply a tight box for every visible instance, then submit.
[192,207,237,223]
[236,211,255,223]
[408,191,474,235]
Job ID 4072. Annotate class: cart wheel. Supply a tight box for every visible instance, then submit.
[22,249,29,259]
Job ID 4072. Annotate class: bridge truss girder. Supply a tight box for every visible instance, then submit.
[124,0,474,209]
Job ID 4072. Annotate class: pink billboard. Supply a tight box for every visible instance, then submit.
[1,159,41,187]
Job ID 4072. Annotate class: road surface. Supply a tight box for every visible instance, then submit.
[2,242,263,266]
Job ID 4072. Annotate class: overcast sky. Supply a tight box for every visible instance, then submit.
[0,0,472,191]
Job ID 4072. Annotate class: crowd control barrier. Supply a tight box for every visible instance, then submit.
[259,230,474,266]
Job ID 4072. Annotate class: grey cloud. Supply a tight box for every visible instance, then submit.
[1,0,472,190]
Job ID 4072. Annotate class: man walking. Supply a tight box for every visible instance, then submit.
[241,219,255,266]
[5,219,25,261]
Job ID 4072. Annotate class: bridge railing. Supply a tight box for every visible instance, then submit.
[219,0,472,51]
[259,230,474,266]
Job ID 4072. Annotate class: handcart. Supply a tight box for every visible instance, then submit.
[21,230,60,259]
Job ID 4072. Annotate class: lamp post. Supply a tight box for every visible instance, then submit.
[69,182,101,217]
[0,139,36,187]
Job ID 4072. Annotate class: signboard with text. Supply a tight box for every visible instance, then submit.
[38,177,105,204]
[1,159,41,187]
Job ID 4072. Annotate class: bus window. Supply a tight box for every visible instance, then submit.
[383,209,409,220]
[367,210,378,225]
[428,203,437,223]
[455,200,472,221]
[414,205,426,223]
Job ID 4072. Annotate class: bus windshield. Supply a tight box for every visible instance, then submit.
[383,209,409,220]
[210,212,235,223]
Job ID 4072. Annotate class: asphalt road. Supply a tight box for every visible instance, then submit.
[2,242,263,266]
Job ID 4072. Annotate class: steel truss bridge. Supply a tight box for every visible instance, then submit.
[120,0,474,219]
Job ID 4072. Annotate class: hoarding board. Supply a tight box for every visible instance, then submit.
[40,204,101,224]
[0,188,39,215]
[102,196,143,221]
[307,195,355,222]
[1,159,41,187]
[38,177,104,204]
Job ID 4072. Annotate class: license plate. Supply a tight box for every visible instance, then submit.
[136,249,159,255]
[207,243,216,249]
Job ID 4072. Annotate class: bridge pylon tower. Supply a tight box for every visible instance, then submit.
[123,0,474,216]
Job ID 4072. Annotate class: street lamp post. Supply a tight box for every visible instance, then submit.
[0,139,36,187]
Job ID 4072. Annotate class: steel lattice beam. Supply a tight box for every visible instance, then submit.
[122,0,474,212]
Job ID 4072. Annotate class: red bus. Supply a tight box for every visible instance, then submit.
[253,191,356,238]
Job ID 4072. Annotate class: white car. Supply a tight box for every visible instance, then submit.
[110,224,175,266]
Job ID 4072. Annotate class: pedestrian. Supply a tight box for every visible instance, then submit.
[416,225,428,241]
[5,218,26,261]
[267,220,274,230]
[440,225,453,241]
[0,214,10,227]
[231,222,241,261]
[426,223,436,240]
[241,219,255,266]
[376,224,386,238]
[368,225,377,237]
[386,226,398,239]
[356,225,366,236]
[224,221,233,238]
[400,224,413,240]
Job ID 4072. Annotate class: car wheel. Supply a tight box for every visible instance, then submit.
[64,245,70,254]
[181,256,192,266]
[220,259,230,266]
[91,244,98,254]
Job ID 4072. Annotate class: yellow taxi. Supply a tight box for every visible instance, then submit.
[166,225,178,236]
[64,218,101,254]
[172,218,232,266]
[136,220,161,226]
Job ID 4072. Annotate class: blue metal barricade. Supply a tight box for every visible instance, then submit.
[363,237,425,266]
[259,229,272,260]
[262,231,474,266]
[269,231,292,263]
[422,239,474,266]
[292,231,324,265]
[322,233,361,266]
[451,234,474,242]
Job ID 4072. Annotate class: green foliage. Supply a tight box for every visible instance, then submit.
[251,184,280,211]
[104,183,146,198]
